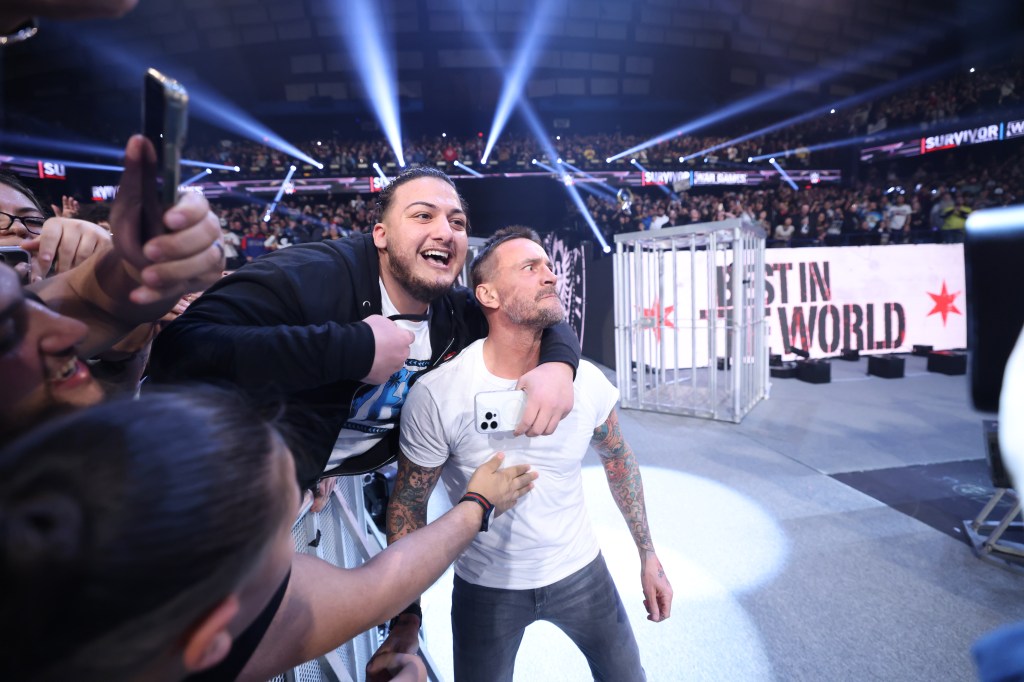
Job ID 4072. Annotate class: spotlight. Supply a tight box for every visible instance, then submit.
[442,132,447,138]
[970,67,976,73]
[556,135,561,140]
[603,245,611,254]
[372,162,390,186]
[768,157,799,191]
[233,166,241,172]
[453,160,484,178]
[557,158,562,163]
[769,158,775,163]
[605,158,612,163]
[330,0,405,166]
[630,158,636,164]
[678,156,684,162]
[532,158,538,164]
[182,168,213,187]
[263,164,298,223]
[317,141,322,146]
[830,108,836,114]
[747,156,753,163]
[703,157,709,163]
[181,160,244,172]
[290,165,297,172]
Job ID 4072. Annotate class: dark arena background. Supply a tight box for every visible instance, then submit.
[3,0,1024,680]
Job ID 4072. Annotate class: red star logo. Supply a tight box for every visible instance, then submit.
[926,280,962,326]
[641,298,675,341]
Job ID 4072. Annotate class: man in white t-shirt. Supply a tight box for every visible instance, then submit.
[886,193,913,244]
[370,226,673,682]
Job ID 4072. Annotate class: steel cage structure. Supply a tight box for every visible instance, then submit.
[613,218,769,423]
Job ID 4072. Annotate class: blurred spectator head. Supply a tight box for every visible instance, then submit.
[0,173,47,247]
[0,263,103,440]
[75,201,112,231]
[0,387,297,681]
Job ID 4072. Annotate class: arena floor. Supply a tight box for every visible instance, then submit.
[416,354,1024,681]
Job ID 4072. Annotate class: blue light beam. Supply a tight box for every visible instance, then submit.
[56,27,323,171]
[181,159,241,172]
[769,159,799,191]
[16,157,125,172]
[182,168,213,186]
[605,26,976,164]
[371,162,391,187]
[331,0,404,167]
[453,160,485,178]
[480,0,561,164]
[263,165,298,223]
[683,38,1015,164]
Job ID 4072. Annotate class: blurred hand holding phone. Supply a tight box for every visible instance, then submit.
[143,67,188,213]
[0,245,31,282]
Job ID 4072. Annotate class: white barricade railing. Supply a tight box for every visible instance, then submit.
[269,474,444,682]
[613,219,769,423]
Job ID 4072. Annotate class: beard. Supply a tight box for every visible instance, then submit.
[504,289,564,329]
[385,249,457,304]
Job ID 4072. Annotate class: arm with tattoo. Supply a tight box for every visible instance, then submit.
[367,451,538,679]
[387,454,444,546]
[592,408,674,622]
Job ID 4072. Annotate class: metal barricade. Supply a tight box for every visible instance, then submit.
[613,219,769,423]
[268,476,382,682]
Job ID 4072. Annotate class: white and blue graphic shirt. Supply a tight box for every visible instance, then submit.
[327,280,433,468]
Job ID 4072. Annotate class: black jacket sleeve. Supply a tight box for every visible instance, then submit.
[539,320,581,376]
[149,247,375,392]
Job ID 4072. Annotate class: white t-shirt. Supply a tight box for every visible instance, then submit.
[887,203,913,231]
[328,280,433,468]
[401,339,619,590]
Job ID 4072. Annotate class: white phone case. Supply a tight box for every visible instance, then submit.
[474,390,527,434]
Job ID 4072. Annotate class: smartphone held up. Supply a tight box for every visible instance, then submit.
[142,67,188,212]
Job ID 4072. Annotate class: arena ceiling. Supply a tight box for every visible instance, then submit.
[1,0,1021,143]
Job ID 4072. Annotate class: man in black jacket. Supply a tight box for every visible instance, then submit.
[149,167,579,492]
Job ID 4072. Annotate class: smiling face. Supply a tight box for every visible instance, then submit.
[373,176,469,310]
[0,264,103,439]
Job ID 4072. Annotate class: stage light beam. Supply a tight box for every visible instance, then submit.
[330,0,405,167]
[453,160,485,178]
[263,165,298,223]
[479,0,560,164]
[182,168,213,187]
[769,158,799,191]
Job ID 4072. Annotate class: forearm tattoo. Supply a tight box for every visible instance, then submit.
[387,456,443,545]
[592,411,655,553]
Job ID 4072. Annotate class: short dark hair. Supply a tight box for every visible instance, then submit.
[469,225,544,289]
[75,202,111,226]
[373,166,470,231]
[0,172,46,215]
[0,387,291,681]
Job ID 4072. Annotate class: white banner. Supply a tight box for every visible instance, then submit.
[762,244,965,357]
[632,244,966,363]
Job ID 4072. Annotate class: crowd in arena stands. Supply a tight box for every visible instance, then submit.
[181,57,1024,179]
[575,139,1024,246]
[166,135,1014,263]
